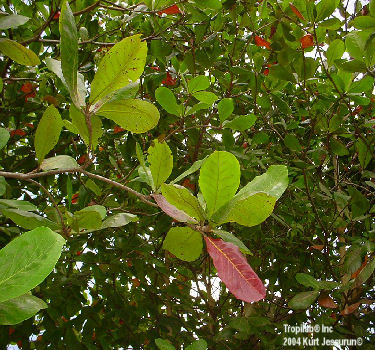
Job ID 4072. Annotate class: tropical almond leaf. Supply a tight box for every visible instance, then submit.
[59,1,81,106]
[35,105,63,163]
[217,98,234,122]
[148,139,173,190]
[318,294,338,309]
[0,38,40,66]
[161,183,205,222]
[40,155,78,171]
[199,151,240,218]
[213,229,251,255]
[96,99,159,134]
[90,35,147,103]
[205,236,266,303]
[0,127,10,150]
[2,209,60,231]
[0,227,65,303]
[288,291,319,310]
[0,294,47,325]
[0,14,29,30]
[163,227,203,262]
[152,194,198,223]
[188,75,210,93]
[155,86,183,116]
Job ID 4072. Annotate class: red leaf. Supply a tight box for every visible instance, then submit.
[309,245,324,251]
[10,129,26,137]
[340,302,361,316]
[254,36,271,49]
[289,3,305,20]
[114,126,125,134]
[204,236,266,302]
[71,193,79,204]
[162,71,176,86]
[20,82,33,93]
[150,66,161,71]
[300,34,314,49]
[53,11,60,20]
[77,154,87,165]
[158,4,181,15]
[351,255,368,279]
[152,194,198,223]
[263,68,269,76]
[318,294,338,309]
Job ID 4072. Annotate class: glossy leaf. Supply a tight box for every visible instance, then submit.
[185,339,208,350]
[96,99,159,134]
[223,114,257,131]
[152,194,197,223]
[0,294,47,325]
[0,199,37,211]
[35,105,63,163]
[192,91,218,105]
[0,227,65,303]
[59,1,81,106]
[161,183,205,221]
[288,291,319,310]
[163,227,203,262]
[199,151,240,217]
[0,14,29,30]
[188,75,210,93]
[218,98,234,122]
[40,155,78,171]
[148,139,173,190]
[155,338,176,350]
[213,229,251,255]
[101,213,138,229]
[0,38,40,66]
[326,39,345,67]
[316,0,339,21]
[170,156,207,184]
[2,209,60,230]
[155,86,183,116]
[90,35,147,103]
[205,236,266,302]
[0,127,10,150]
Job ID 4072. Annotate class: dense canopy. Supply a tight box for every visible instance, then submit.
[0,0,374,349]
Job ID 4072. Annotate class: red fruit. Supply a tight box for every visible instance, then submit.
[157,4,181,15]
[263,68,269,75]
[119,319,124,325]
[254,35,271,49]
[71,193,79,204]
[242,142,248,149]
[300,34,314,49]
[76,251,82,256]
[10,129,26,137]
[53,11,60,20]
[114,126,125,134]
[20,82,33,93]
[162,71,176,86]
[116,174,122,179]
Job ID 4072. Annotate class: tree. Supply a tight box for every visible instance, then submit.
[0,0,374,349]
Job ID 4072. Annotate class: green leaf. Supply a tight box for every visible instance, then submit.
[320,18,342,29]
[85,179,102,196]
[269,65,296,82]
[101,213,138,229]
[0,14,29,30]
[59,1,81,106]
[223,114,257,131]
[351,16,375,30]
[155,338,176,350]
[40,155,78,171]
[0,294,47,325]
[284,134,302,152]
[288,291,319,309]
[193,91,218,105]
[170,156,207,184]
[0,177,6,197]
[193,0,222,10]
[214,192,276,227]
[186,339,208,350]
[2,209,60,230]
[199,151,240,217]
[349,76,374,93]
[326,39,345,67]
[155,87,183,116]
[35,105,63,163]
[163,227,203,262]
[0,77,2,93]
[161,183,205,221]
[78,205,106,220]
[0,38,40,66]
[370,0,375,17]
[345,31,366,61]
[213,229,251,255]
[96,99,160,134]
[348,186,370,219]
[355,258,375,286]
[316,0,339,22]
[339,59,367,73]
[356,139,372,169]
[90,35,147,103]
[69,105,103,150]
[188,75,210,93]
[148,139,173,190]
[0,227,65,303]
[218,98,234,122]
[0,199,37,211]
[0,127,10,150]
[330,138,349,156]
[295,273,321,289]
[73,210,102,231]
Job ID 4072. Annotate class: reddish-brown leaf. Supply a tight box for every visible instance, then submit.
[158,4,181,15]
[204,236,266,303]
[351,255,368,279]
[254,35,271,49]
[162,71,176,86]
[152,194,198,223]
[289,3,305,20]
[10,129,27,137]
[340,302,361,315]
[309,245,324,251]
[318,294,338,308]
[300,34,314,49]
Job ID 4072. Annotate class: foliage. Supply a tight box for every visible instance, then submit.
[0,0,375,349]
